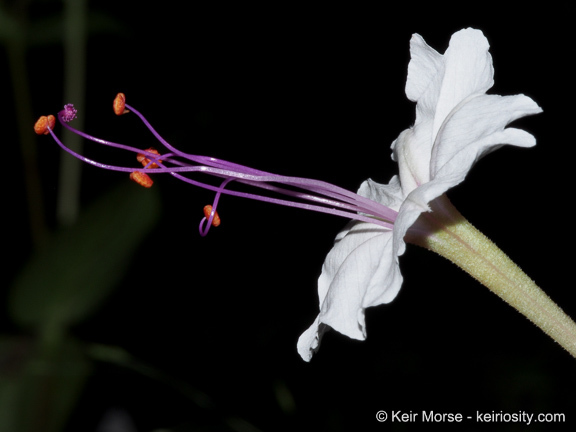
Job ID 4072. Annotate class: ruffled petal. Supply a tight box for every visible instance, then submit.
[431,28,494,140]
[297,226,399,360]
[397,93,541,239]
[297,222,401,361]
[396,28,495,194]
[392,124,434,194]
[430,93,542,188]
[297,178,409,362]
[357,175,405,210]
[297,315,325,362]
[405,34,444,110]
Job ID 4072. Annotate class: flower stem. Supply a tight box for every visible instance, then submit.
[406,195,576,358]
[57,0,87,225]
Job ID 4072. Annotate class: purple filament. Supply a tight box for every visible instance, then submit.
[48,102,398,235]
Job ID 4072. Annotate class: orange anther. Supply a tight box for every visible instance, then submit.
[113,93,129,115]
[129,171,153,188]
[203,205,221,227]
[34,115,56,135]
[136,147,162,168]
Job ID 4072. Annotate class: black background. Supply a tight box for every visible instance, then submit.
[3,2,576,431]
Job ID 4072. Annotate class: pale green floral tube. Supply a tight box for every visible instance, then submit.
[406,195,576,358]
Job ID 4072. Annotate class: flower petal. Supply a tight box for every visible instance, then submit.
[297,316,325,362]
[405,33,444,106]
[297,218,402,361]
[398,93,541,227]
[430,93,542,191]
[396,28,495,194]
[431,28,494,140]
[357,175,405,210]
[297,177,409,362]
[392,125,433,194]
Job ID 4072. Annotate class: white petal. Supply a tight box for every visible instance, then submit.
[397,35,445,191]
[405,33,444,106]
[297,315,324,362]
[392,123,435,193]
[432,28,494,140]
[319,223,399,329]
[396,29,495,195]
[297,219,402,361]
[430,94,542,188]
[297,177,411,362]
[357,176,405,210]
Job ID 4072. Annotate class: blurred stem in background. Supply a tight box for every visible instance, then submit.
[57,0,86,226]
[4,0,47,249]
[4,0,87,241]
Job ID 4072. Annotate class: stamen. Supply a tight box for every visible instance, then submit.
[39,94,400,236]
[203,205,221,227]
[113,93,129,116]
[136,147,162,168]
[34,115,56,135]
[129,171,154,188]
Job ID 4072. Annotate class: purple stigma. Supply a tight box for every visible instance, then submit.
[62,104,78,123]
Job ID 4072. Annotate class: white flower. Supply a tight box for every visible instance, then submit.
[297,28,542,361]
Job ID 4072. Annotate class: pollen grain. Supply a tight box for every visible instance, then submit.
[130,171,153,188]
[203,205,221,227]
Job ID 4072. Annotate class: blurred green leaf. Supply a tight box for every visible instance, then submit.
[9,183,161,330]
[0,5,21,43]
[0,4,125,46]
[0,335,91,432]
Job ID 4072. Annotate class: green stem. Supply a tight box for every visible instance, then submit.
[406,195,576,358]
[57,0,87,225]
[6,2,48,249]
